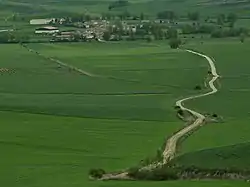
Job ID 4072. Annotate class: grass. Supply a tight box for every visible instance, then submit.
[0,41,214,186]
[0,42,206,121]
[167,39,250,172]
[0,111,181,187]
[172,142,250,171]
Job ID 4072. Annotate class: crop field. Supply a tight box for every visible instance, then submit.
[0,42,216,186]
[168,40,250,171]
[0,43,207,121]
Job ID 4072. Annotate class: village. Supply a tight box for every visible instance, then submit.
[29,17,167,42]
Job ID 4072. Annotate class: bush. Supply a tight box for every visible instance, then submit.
[169,38,181,49]
[89,168,106,179]
[194,85,202,90]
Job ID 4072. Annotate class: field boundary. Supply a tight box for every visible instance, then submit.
[21,44,98,77]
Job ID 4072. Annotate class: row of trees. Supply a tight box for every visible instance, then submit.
[0,32,30,43]
[181,23,248,37]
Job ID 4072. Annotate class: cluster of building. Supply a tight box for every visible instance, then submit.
[29,18,164,42]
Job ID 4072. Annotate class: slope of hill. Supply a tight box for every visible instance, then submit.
[1,0,250,17]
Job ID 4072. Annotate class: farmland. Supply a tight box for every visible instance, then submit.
[1,0,250,186]
[0,42,211,186]
[0,43,207,121]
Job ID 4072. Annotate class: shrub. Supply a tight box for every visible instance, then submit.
[169,38,181,49]
[89,168,106,179]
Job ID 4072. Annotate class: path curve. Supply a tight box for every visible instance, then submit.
[162,49,220,164]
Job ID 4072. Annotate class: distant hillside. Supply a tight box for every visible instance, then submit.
[1,0,250,17]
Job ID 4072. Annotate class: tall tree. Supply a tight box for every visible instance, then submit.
[217,14,225,25]
[157,11,176,21]
[227,13,237,27]
[140,12,144,20]
[188,12,200,21]
[103,31,111,41]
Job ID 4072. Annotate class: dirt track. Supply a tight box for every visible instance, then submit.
[162,49,220,164]
[98,49,220,180]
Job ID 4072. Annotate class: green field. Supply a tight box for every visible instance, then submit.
[167,40,250,172]
[1,0,250,186]
[0,42,211,186]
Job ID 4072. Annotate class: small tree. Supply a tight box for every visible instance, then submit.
[188,12,200,21]
[140,12,144,20]
[103,31,111,41]
[166,28,178,39]
[227,13,237,27]
[217,14,225,25]
[146,35,154,42]
[169,38,181,49]
[240,33,245,43]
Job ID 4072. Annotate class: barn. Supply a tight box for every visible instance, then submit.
[35,26,59,34]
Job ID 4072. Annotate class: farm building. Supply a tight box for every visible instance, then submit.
[35,26,59,34]
[30,18,54,25]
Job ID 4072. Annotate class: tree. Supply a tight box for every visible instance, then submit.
[227,13,237,27]
[140,12,145,20]
[0,32,9,43]
[103,31,111,41]
[188,12,200,21]
[146,35,154,42]
[169,38,181,49]
[157,11,176,21]
[240,33,245,43]
[166,28,178,39]
[217,14,225,25]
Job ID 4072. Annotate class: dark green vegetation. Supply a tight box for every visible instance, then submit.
[2,0,250,17]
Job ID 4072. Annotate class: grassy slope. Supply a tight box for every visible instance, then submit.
[170,39,250,171]
[172,142,250,170]
[1,112,248,187]
[2,0,250,16]
[0,111,181,187]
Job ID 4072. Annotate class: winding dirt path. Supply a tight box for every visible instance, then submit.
[162,49,220,164]
[98,49,220,180]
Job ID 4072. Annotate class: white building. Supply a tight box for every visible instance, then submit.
[35,26,59,34]
[30,19,54,25]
